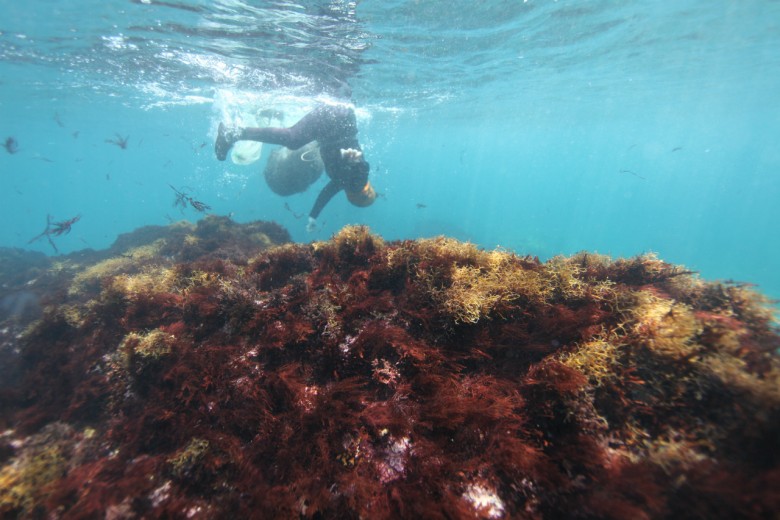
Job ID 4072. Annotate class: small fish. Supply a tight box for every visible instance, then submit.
[416,203,427,209]
[54,112,65,128]
[723,279,755,288]
[671,146,683,152]
[620,169,646,180]
[3,137,19,154]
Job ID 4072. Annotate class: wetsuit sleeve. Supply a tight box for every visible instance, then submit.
[309,180,342,220]
[240,105,330,149]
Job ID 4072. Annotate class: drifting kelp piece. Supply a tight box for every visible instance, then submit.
[27,215,81,253]
[2,225,779,518]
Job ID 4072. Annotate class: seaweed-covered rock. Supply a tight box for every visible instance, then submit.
[0,225,778,519]
[0,216,290,427]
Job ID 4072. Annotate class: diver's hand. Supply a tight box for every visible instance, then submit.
[340,148,363,163]
[306,217,317,233]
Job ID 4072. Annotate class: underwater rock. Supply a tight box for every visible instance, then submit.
[0,225,778,518]
[0,216,291,404]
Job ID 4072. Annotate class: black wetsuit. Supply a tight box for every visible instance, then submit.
[240,103,370,219]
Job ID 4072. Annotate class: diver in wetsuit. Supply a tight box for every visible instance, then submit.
[215,99,375,232]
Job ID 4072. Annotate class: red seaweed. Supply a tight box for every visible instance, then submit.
[0,224,778,518]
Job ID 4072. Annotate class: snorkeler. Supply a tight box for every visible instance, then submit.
[215,91,375,232]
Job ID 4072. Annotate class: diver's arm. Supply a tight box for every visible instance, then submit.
[309,180,341,220]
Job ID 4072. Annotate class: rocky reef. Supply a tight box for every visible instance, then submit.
[0,218,778,519]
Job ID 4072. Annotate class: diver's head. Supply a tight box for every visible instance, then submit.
[334,81,352,100]
[324,78,352,100]
[346,182,376,207]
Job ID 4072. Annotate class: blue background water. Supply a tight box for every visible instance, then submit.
[1,1,779,301]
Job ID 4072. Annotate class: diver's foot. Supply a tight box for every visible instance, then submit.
[215,123,236,161]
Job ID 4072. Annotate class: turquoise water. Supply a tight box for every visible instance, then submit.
[1,1,779,300]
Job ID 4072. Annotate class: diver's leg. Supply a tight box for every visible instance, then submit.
[215,106,331,161]
[237,126,308,149]
[242,106,328,148]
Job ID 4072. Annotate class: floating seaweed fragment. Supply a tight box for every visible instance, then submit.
[27,214,81,253]
[284,202,304,219]
[170,184,190,211]
[105,133,129,149]
[2,137,19,154]
[169,184,211,213]
[188,198,211,213]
